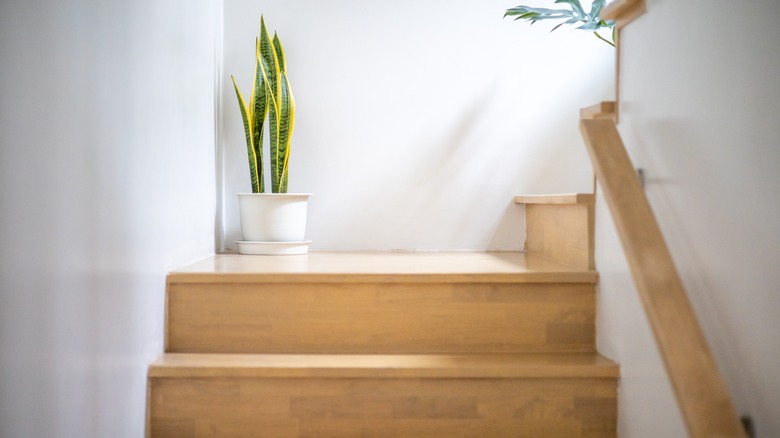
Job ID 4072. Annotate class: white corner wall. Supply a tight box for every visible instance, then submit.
[221,0,615,251]
[0,1,218,436]
[596,0,780,436]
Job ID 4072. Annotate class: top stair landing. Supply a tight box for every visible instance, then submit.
[169,251,598,284]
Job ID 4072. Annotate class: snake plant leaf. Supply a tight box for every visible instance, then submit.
[251,37,267,192]
[232,16,297,194]
[273,35,294,193]
[249,38,257,121]
[267,89,281,192]
[231,16,297,194]
[258,16,283,192]
[261,47,281,191]
[272,33,286,74]
[276,70,295,193]
[272,32,290,189]
[231,75,262,193]
[259,16,279,107]
[259,24,294,193]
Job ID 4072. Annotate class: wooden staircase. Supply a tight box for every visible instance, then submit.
[147,196,618,437]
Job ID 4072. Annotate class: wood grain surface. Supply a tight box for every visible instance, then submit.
[150,372,617,437]
[515,196,595,270]
[166,281,595,354]
[149,251,615,437]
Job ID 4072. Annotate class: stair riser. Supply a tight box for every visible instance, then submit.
[149,377,616,437]
[166,282,595,354]
[525,203,595,270]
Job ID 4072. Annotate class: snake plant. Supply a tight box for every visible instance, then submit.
[231,16,296,193]
[505,0,616,47]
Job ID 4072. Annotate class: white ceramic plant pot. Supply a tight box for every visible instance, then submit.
[237,193,311,243]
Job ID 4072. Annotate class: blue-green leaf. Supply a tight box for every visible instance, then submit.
[506,6,571,15]
[589,0,606,20]
[505,0,615,46]
[578,21,602,31]
[555,0,586,18]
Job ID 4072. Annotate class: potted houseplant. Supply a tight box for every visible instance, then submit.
[504,0,616,46]
[231,16,311,255]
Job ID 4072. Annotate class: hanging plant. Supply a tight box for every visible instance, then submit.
[504,0,616,47]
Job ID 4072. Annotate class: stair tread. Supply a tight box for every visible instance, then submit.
[149,352,618,379]
[514,193,595,205]
[169,251,597,284]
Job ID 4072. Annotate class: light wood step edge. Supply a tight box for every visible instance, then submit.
[166,271,597,284]
[168,252,597,284]
[513,194,594,205]
[149,353,619,379]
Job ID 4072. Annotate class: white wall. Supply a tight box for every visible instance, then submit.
[221,0,615,250]
[596,0,780,436]
[0,1,218,436]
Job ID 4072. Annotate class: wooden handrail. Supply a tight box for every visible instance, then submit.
[579,101,616,121]
[602,0,646,28]
[579,111,746,438]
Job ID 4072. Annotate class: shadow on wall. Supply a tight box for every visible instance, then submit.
[487,201,525,250]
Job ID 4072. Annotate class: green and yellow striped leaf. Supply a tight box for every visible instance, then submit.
[251,37,267,192]
[272,33,286,74]
[259,16,280,107]
[259,18,295,193]
[277,70,295,193]
[265,34,295,193]
[267,85,282,193]
[233,15,296,194]
[231,75,262,193]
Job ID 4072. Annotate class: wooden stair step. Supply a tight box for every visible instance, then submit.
[148,353,618,437]
[169,251,598,283]
[165,252,598,354]
[150,352,619,379]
